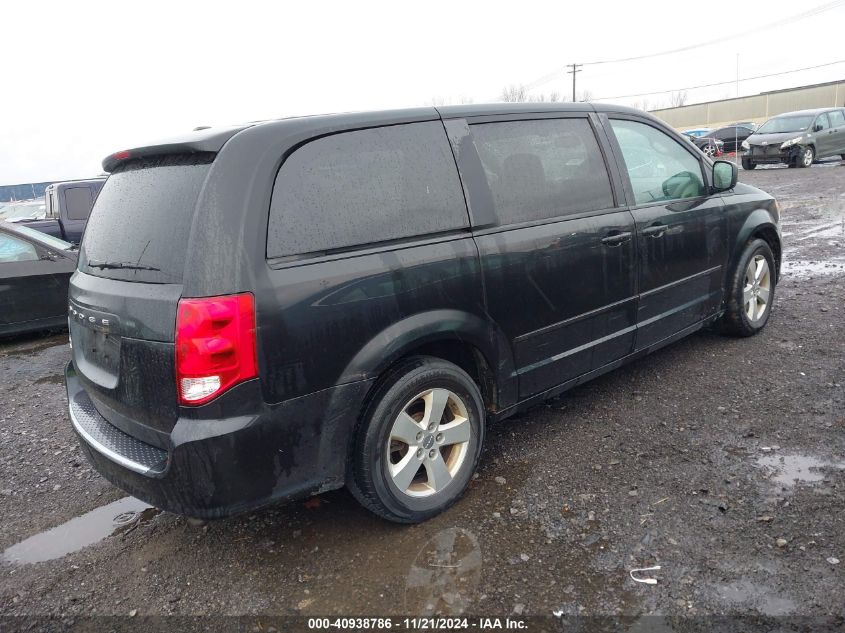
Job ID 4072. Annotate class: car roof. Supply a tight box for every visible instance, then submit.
[773,107,841,117]
[103,102,662,172]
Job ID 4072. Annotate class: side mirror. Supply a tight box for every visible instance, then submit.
[813,124,823,132]
[712,160,738,192]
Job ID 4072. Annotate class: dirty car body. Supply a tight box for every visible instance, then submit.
[66,103,782,520]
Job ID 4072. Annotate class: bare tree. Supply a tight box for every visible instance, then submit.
[578,89,593,102]
[500,84,529,102]
[499,86,568,103]
[631,98,652,112]
[669,90,688,108]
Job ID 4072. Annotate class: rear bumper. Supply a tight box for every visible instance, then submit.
[66,362,373,519]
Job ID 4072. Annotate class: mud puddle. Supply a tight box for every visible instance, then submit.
[3,497,159,565]
[715,579,796,616]
[781,258,845,278]
[0,334,67,358]
[404,527,482,615]
[756,453,845,489]
[34,374,65,385]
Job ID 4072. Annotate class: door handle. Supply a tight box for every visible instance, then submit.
[642,223,668,238]
[601,231,632,246]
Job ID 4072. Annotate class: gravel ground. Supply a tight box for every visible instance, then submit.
[0,160,843,629]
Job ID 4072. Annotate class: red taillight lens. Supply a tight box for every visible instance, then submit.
[175,293,258,406]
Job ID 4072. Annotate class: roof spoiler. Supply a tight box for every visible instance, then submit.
[102,124,251,172]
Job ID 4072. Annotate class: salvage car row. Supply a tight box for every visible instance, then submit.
[0,177,103,336]
[682,106,845,168]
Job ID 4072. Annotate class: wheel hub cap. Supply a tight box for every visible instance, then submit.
[743,254,771,323]
[386,388,471,498]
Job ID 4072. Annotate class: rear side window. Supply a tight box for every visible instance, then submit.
[470,118,614,225]
[610,119,706,205]
[267,121,467,259]
[64,186,94,220]
[79,153,214,283]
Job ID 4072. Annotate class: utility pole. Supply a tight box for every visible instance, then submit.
[735,53,740,166]
[567,63,582,102]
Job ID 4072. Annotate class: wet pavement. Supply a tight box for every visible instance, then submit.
[0,164,843,627]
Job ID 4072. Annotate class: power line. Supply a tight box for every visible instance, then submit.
[584,0,845,66]
[592,59,845,101]
[523,0,845,91]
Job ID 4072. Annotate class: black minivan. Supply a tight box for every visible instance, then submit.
[66,103,781,523]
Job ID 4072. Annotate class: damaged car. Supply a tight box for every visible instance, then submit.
[741,107,845,169]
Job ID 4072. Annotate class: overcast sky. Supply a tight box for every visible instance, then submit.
[2,0,844,184]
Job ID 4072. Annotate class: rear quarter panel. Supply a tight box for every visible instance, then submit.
[258,239,494,404]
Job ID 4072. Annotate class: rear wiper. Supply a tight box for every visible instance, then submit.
[86,259,160,272]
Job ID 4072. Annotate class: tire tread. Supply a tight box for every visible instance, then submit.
[719,238,775,337]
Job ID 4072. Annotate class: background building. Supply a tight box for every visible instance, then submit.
[0,181,55,203]
[651,79,845,130]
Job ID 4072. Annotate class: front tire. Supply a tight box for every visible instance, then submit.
[719,239,776,337]
[741,157,756,170]
[348,356,485,523]
[797,145,815,168]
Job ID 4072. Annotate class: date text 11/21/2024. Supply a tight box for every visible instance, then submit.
[306,617,528,630]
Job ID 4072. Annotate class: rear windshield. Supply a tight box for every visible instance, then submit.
[79,153,214,283]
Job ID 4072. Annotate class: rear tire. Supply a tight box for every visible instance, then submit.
[347,356,485,523]
[741,157,756,170]
[719,239,776,337]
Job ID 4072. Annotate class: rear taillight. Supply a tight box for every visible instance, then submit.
[175,293,258,406]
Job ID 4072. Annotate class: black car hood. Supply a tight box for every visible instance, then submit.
[746,131,807,147]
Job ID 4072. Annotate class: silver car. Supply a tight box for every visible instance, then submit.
[741,107,845,169]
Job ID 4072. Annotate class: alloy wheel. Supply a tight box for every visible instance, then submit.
[743,254,771,322]
[386,388,471,498]
[802,147,814,167]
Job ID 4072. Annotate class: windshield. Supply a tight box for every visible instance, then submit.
[13,225,74,250]
[756,115,815,134]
